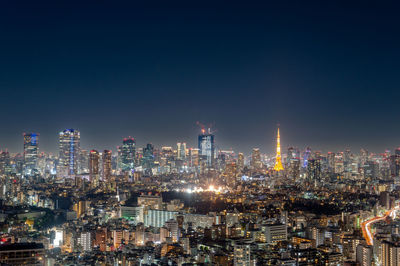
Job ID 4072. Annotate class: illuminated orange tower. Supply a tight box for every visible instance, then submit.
[273,127,284,171]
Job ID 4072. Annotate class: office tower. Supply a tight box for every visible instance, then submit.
[390,153,400,177]
[58,129,80,177]
[360,148,369,164]
[273,127,284,171]
[234,240,251,266]
[0,151,11,175]
[102,150,112,182]
[188,148,199,168]
[225,162,237,187]
[364,161,379,179]
[177,142,187,160]
[23,133,39,175]
[334,153,345,174]
[120,137,135,172]
[251,148,262,171]
[302,147,311,168]
[89,150,100,187]
[79,150,89,174]
[307,159,321,184]
[327,152,335,172]
[198,129,215,168]
[288,159,300,179]
[237,152,244,172]
[142,143,154,172]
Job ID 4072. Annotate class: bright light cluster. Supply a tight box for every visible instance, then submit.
[184,185,224,194]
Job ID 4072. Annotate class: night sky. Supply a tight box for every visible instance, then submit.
[1,1,400,155]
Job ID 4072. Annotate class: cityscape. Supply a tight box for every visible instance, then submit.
[0,126,399,265]
[1,1,400,266]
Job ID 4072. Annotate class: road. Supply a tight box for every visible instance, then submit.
[361,206,398,246]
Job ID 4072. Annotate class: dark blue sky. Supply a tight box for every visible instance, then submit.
[0,1,399,155]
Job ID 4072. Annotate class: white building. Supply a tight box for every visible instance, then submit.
[263,224,287,245]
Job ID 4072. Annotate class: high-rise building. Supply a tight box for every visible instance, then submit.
[77,232,92,252]
[234,240,251,266]
[102,150,112,182]
[390,153,400,177]
[273,127,284,171]
[79,150,89,174]
[381,241,400,266]
[89,150,100,187]
[198,130,215,168]
[356,244,372,266]
[307,159,321,184]
[237,153,244,172]
[251,148,262,172]
[334,152,344,174]
[58,129,80,177]
[302,147,312,168]
[288,159,300,179]
[0,151,11,175]
[188,148,199,168]
[120,137,135,172]
[327,152,335,172]
[142,143,154,172]
[23,133,39,175]
[177,142,187,160]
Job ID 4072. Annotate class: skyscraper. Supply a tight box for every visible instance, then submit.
[120,137,136,172]
[251,148,262,172]
[273,127,284,171]
[307,158,321,185]
[79,150,89,174]
[198,130,215,168]
[102,150,112,182]
[23,133,39,175]
[237,152,244,172]
[177,142,187,160]
[58,129,80,177]
[142,143,154,172]
[89,150,100,187]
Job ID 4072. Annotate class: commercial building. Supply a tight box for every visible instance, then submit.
[58,129,80,177]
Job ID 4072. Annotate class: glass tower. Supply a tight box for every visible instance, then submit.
[23,133,39,175]
[198,132,215,168]
[58,129,80,177]
[120,137,136,172]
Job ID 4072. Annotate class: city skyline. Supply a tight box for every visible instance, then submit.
[1,2,400,265]
[1,126,400,157]
[1,125,400,156]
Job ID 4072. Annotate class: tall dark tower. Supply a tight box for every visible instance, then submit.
[120,137,136,172]
[23,133,39,175]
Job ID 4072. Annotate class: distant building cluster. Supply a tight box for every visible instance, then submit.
[0,126,399,265]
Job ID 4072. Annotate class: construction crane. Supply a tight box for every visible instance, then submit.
[196,121,217,135]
